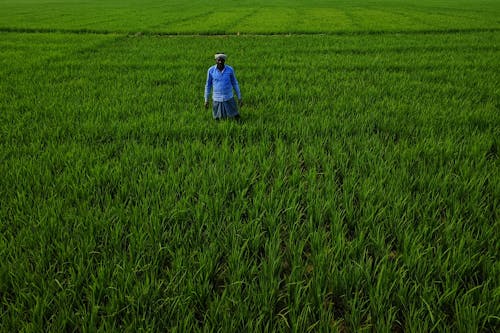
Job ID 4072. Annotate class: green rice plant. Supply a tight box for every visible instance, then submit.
[1,0,499,34]
[0,1,499,331]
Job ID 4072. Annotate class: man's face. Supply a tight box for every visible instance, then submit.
[216,57,225,69]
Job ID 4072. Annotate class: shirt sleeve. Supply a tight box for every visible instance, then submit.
[204,68,212,102]
[230,69,241,100]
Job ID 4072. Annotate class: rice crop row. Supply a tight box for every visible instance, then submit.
[1,0,499,35]
[1,27,499,331]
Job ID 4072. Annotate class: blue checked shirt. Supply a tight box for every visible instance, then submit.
[204,65,241,102]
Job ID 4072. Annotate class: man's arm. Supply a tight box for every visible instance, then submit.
[204,68,212,108]
[230,69,242,106]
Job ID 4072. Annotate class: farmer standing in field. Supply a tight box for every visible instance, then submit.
[204,52,242,120]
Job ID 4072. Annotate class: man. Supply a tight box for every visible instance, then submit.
[204,52,243,120]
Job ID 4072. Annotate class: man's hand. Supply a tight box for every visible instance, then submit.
[238,99,243,108]
[204,101,209,109]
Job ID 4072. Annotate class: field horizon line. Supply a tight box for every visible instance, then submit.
[1,26,499,37]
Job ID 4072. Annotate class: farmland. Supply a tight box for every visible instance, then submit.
[1,0,499,331]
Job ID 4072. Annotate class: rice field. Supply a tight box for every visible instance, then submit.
[1,0,500,34]
[0,0,499,331]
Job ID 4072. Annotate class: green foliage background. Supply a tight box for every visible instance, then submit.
[1,0,499,331]
[1,0,500,34]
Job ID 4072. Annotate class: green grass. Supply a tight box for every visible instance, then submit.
[1,0,500,331]
[0,0,499,34]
